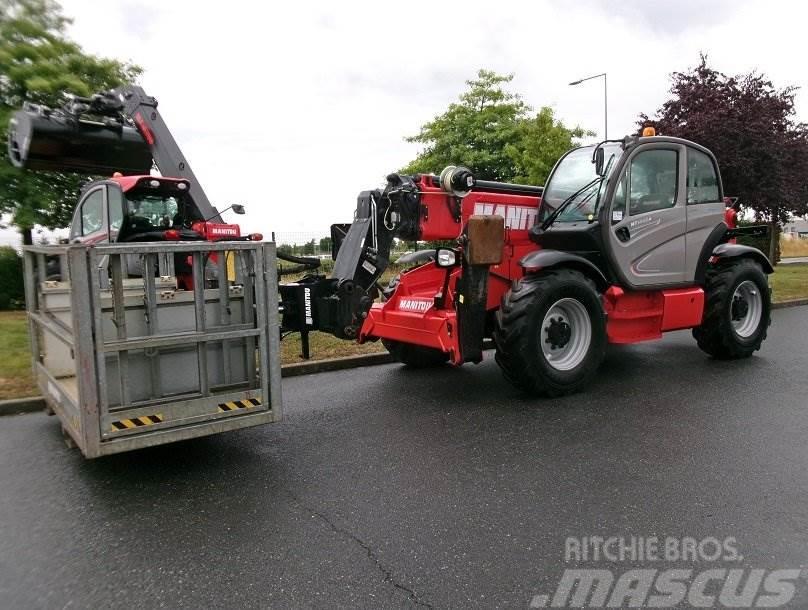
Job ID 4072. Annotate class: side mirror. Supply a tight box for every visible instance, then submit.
[231,204,246,215]
[594,146,605,176]
[435,248,459,268]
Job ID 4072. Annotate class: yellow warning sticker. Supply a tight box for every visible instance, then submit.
[111,414,164,431]
[217,398,261,413]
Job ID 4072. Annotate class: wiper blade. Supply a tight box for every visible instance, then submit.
[540,177,602,230]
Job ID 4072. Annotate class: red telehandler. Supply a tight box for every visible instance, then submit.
[9,91,773,398]
[279,128,773,396]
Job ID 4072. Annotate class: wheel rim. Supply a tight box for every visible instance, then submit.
[541,298,592,371]
[731,280,763,338]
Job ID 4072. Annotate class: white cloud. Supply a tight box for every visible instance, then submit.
[13,0,796,243]
[555,0,747,35]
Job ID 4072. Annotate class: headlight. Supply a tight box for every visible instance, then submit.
[436,248,457,267]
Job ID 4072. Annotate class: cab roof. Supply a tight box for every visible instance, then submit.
[110,175,191,193]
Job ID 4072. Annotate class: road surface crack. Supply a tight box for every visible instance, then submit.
[288,493,433,608]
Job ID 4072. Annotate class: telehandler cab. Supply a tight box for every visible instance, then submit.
[494,131,772,394]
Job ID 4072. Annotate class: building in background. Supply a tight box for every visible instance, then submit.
[783,216,808,240]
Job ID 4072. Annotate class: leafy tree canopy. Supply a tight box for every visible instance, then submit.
[402,70,590,185]
[0,0,142,243]
[640,55,808,229]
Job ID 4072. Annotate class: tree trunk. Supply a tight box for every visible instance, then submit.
[20,227,33,247]
[768,221,779,266]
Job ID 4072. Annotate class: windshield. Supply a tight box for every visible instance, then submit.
[540,143,623,223]
[124,194,181,231]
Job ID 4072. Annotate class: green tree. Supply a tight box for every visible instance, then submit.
[318,236,332,253]
[302,239,316,255]
[0,246,24,309]
[0,0,142,244]
[402,69,589,184]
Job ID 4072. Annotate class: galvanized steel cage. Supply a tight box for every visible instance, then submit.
[22,240,282,458]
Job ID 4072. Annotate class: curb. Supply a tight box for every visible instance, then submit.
[281,352,394,377]
[0,396,46,416]
[772,298,808,309]
[1,302,804,416]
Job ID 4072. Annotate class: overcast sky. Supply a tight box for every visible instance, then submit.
[3,0,806,246]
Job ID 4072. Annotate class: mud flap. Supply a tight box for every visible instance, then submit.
[456,215,505,363]
[456,263,489,363]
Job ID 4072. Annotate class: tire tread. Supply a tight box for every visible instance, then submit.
[693,259,770,359]
[494,269,605,396]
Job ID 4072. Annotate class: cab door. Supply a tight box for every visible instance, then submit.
[71,186,108,244]
[605,143,687,288]
[106,184,125,242]
[684,146,725,282]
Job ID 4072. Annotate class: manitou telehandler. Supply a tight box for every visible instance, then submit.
[281,127,773,396]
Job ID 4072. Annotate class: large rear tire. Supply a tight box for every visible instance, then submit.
[494,269,606,397]
[693,259,770,359]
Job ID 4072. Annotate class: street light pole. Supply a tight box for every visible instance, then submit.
[569,72,607,140]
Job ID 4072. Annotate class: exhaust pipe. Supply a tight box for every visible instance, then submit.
[7,103,152,175]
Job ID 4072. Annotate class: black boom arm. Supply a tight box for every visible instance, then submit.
[7,86,222,221]
[279,173,422,339]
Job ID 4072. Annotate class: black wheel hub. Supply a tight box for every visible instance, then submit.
[545,317,572,349]
[732,295,749,321]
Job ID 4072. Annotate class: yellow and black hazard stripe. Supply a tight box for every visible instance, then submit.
[111,414,164,431]
[218,398,261,413]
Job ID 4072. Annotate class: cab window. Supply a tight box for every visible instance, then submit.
[611,172,627,224]
[80,190,104,235]
[628,149,678,215]
[686,148,720,204]
[124,194,180,231]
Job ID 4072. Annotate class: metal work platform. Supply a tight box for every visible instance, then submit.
[22,241,282,458]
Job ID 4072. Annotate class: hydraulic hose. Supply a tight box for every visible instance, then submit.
[277,251,321,276]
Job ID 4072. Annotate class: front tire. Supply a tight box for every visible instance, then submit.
[693,259,770,359]
[494,269,606,396]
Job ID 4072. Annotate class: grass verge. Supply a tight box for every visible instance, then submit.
[280,331,384,364]
[770,263,808,302]
[0,312,34,401]
[0,263,805,400]
[781,237,808,258]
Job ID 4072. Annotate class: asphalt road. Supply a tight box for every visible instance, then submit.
[1,307,808,609]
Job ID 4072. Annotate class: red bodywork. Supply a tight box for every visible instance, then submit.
[359,175,705,363]
[110,174,242,243]
[110,174,177,192]
[724,197,738,245]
